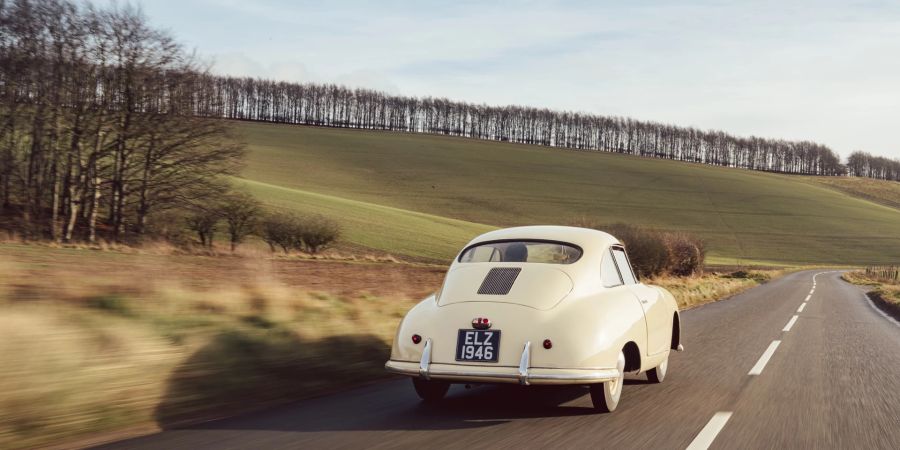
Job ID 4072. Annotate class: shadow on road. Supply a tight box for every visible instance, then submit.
[168,375,663,434]
[154,328,391,429]
[154,327,655,434]
[179,382,598,433]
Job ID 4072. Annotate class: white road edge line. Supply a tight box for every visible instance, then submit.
[783,315,798,332]
[798,303,806,313]
[686,411,733,450]
[863,293,900,329]
[748,340,781,375]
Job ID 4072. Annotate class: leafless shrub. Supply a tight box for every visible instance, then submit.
[298,215,341,254]
[186,208,220,249]
[219,192,260,252]
[260,212,301,253]
[573,219,706,278]
[664,233,706,276]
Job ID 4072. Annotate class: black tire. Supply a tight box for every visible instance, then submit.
[412,378,450,402]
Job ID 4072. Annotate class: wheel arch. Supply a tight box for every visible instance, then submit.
[671,312,681,350]
[622,341,641,373]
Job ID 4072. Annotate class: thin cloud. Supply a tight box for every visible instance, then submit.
[138,0,900,158]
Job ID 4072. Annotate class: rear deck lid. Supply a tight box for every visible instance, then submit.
[437,265,573,310]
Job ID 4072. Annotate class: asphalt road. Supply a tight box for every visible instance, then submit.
[95,270,900,449]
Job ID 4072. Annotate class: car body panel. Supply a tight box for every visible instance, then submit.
[629,283,672,355]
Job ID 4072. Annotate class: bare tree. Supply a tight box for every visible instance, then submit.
[0,0,246,243]
[186,208,220,249]
[219,192,260,252]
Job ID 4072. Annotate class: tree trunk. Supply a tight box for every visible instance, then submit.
[88,171,101,244]
[49,158,61,241]
[63,196,80,242]
[1,174,9,211]
[135,141,154,236]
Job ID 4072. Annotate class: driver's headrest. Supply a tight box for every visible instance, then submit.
[505,243,528,262]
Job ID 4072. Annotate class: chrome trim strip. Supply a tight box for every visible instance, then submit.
[518,341,531,385]
[385,360,620,383]
[526,370,620,381]
[419,338,432,380]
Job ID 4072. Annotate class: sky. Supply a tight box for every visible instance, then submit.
[136,0,900,159]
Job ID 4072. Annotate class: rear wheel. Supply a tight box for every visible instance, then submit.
[647,354,668,383]
[412,378,450,402]
[590,351,626,412]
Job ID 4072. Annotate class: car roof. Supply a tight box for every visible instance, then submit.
[463,226,621,255]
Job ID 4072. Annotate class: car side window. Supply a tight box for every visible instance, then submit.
[611,247,637,284]
[601,249,623,287]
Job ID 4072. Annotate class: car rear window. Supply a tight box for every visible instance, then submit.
[458,240,583,264]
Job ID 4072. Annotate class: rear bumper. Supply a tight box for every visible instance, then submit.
[385,339,620,385]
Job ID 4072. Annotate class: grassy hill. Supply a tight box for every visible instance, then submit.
[234,121,900,265]
[234,179,493,261]
[800,176,900,211]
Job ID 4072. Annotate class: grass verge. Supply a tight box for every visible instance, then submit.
[651,269,789,310]
[0,244,442,449]
[842,271,900,321]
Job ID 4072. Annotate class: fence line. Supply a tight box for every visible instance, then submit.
[865,266,899,282]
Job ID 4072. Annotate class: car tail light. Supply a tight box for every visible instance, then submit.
[412,334,422,344]
[543,339,552,349]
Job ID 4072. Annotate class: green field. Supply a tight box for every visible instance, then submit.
[234,121,900,265]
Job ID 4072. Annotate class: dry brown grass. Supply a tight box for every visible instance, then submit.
[0,243,441,449]
[650,269,788,310]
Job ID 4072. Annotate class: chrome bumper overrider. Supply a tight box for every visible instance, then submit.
[385,339,621,385]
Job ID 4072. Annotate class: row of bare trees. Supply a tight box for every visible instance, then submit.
[186,77,852,177]
[0,0,244,242]
[846,151,900,181]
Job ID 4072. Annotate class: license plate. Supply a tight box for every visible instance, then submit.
[455,329,501,362]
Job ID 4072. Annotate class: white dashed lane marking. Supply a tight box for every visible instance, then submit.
[686,412,733,450]
[748,340,781,376]
[686,272,830,449]
[783,315,798,332]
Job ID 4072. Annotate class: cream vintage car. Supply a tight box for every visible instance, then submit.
[385,226,683,412]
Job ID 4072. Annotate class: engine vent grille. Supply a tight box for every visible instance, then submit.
[477,267,522,295]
